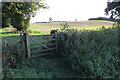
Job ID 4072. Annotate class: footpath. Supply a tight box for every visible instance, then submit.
[40,54,80,78]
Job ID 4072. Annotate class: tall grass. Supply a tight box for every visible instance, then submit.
[56,26,120,78]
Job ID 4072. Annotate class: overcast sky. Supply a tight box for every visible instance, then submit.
[31,0,111,23]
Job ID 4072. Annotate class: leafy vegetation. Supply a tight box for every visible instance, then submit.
[2,34,55,78]
[2,1,48,31]
[3,58,54,78]
[1,0,120,78]
[105,1,120,21]
[1,20,119,78]
[56,25,120,78]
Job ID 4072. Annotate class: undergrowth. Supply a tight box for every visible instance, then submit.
[3,58,54,78]
[57,25,120,78]
[2,38,55,78]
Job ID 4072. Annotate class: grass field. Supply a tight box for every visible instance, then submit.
[29,20,114,33]
[1,20,114,36]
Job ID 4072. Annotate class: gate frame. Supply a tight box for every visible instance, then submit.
[20,32,57,58]
[20,33,31,58]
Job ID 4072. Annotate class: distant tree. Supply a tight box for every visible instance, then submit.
[2,1,48,31]
[105,0,120,20]
[49,17,52,22]
[88,17,113,21]
[75,19,77,21]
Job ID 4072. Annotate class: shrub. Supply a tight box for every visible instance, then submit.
[2,40,26,69]
[2,39,54,78]
[57,26,120,78]
[3,58,54,78]
[26,29,32,33]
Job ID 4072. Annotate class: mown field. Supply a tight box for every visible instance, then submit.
[1,20,114,39]
[1,20,119,78]
[1,20,114,34]
[29,20,114,33]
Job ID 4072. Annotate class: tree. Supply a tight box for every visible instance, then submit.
[75,19,77,21]
[105,0,120,20]
[49,17,52,22]
[0,2,2,28]
[105,0,120,37]
[2,1,48,31]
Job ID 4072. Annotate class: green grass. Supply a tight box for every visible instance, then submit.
[3,58,54,78]
[0,28,9,33]
[71,26,111,30]
[0,27,16,33]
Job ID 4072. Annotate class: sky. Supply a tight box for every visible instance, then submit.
[30,0,111,23]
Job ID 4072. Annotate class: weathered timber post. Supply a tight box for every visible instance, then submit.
[20,32,31,58]
[50,30,58,52]
[55,32,58,52]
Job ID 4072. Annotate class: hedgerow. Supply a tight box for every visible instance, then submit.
[57,26,120,78]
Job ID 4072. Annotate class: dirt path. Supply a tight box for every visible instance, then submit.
[40,54,80,78]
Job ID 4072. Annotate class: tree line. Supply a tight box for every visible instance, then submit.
[88,17,114,21]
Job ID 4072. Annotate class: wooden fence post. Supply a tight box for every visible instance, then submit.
[55,32,58,52]
[50,30,58,53]
[20,32,31,58]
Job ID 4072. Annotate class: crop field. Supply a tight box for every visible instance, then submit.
[1,20,114,36]
[29,20,114,33]
[1,20,119,78]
